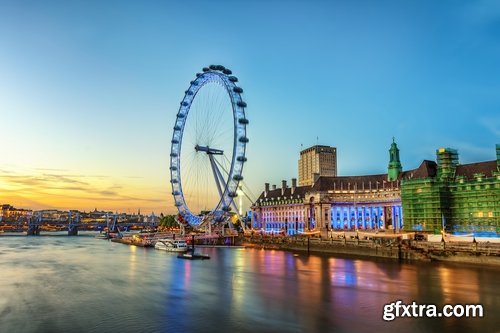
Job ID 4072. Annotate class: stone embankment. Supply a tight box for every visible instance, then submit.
[241,234,500,266]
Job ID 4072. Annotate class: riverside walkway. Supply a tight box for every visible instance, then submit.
[241,231,500,266]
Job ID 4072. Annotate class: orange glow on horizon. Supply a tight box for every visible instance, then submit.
[0,166,172,214]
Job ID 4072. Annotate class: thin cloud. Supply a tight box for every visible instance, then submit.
[0,174,88,189]
[98,190,119,197]
[35,167,70,172]
[453,142,496,163]
[88,196,165,203]
[41,174,89,186]
[478,116,500,137]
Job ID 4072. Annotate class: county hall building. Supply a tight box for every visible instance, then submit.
[250,141,499,236]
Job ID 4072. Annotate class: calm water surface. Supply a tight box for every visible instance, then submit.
[0,232,499,333]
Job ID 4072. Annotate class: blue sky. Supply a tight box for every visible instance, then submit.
[0,0,499,213]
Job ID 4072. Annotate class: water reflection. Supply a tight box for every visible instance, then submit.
[128,245,137,281]
[0,235,498,333]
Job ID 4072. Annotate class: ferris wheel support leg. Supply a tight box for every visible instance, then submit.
[209,154,240,215]
[211,157,241,215]
[213,159,241,215]
[208,155,225,204]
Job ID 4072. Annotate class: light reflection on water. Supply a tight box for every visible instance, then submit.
[0,233,499,333]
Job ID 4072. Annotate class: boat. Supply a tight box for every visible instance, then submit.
[154,239,189,252]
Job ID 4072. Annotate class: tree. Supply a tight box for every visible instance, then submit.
[159,214,178,229]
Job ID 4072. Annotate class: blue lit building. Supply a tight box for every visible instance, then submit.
[251,141,406,234]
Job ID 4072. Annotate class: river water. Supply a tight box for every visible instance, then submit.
[0,232,498,333]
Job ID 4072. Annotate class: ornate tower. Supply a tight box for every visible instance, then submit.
[387,137,402,181]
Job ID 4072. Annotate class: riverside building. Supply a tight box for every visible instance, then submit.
[401,145,500,235]
[251,142,499,237]
[0,204,32,221]
[252,140,405,234]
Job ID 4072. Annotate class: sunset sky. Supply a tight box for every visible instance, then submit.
[1,0,499,214]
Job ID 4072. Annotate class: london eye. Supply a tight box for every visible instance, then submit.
[170,65,248,228]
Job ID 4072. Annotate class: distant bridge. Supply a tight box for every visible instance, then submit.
[0,212,159,236]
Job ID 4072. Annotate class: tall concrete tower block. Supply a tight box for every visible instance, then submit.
[298,145,337,186]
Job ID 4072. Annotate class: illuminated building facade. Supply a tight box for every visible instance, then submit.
[305,174,403,232]
[252,141,405,234]
[251,179,308,233]
[298,145,337,186]
[252,141,499,236]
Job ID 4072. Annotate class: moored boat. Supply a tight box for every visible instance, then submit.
[154,239,188,252]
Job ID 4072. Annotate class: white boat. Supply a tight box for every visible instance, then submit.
[154,239,188,252]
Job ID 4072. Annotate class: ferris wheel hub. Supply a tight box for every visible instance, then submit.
[194,145,224,155]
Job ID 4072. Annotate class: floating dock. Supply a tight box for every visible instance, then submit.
[177,252,210,260]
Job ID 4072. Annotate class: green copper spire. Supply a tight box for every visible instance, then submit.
[388,137,402,181]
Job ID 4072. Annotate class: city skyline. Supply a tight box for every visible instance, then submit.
[1,1,499,213]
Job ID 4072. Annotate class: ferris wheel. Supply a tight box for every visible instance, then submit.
[170,65,248,227]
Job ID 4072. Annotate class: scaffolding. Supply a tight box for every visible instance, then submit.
[437,148,459,180]
[402,147,499,234]
[449,174,500,233]
[401,178,446,233]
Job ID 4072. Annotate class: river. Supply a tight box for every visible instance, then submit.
[0,232,498,333]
